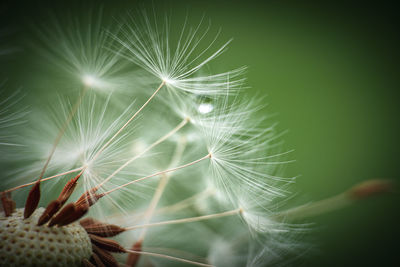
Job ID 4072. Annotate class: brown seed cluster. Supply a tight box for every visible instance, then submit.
[0,208,92,266]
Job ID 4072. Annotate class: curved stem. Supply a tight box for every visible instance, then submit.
[103,153,211,196]
[3,167,84,193]
[138,135,188,241]
[90,81,165,165]
[272,193,350,221]
[156,188,214,215]
[126,208,242,231]
[272,179,393,221]
[126,249,214,267]
[39,86,88,180]
[97,117,188,189]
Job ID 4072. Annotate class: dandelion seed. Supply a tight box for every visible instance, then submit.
[113,11,246,95]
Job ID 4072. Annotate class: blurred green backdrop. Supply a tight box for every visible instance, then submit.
[1,0,399,266]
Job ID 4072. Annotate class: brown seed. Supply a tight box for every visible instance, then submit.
[92,244,119,267]
[348,179,393,200]
[24,181,41,219]
[82,259,96,267]
[57,204,89,227]
[37,200,61,226]
[89,234,126,253]
[126,240,142,267]
[57,173,82,204]
[1,192,16,217]
[76,188,98,206]
[92,253,106,267]
[37,173,83,226]
[49,203,76,227]
[76,189,104,209]
[81,219,125,237]
[80,217,97,227]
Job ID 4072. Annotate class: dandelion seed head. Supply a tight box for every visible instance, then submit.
[0,9,308,267]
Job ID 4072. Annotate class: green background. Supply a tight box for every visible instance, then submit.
[1,0,399,266]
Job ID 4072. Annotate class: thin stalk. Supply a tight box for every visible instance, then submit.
[97,117,188,189]
[168,135,188,169]
[143,246,209,265]
[272,193,351,221]
[90,81,165,164]
[104,184,210,222]
[155,188,214,215]
[106,187,212,222]
[126,208,242,231]
[138,174,169,240]
[103,153,211,196]
[272,179,393,221]
[39,85,88,180]
[126,249,213,267]
[3,166,84,194]
[138,135,188,241]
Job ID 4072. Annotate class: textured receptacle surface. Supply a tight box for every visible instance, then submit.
[0,208,92,266]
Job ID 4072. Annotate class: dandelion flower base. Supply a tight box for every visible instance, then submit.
[0,208,92,266]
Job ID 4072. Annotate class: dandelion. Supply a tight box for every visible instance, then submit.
[113,11,246,95]
[0,8,393,267]
[31,8,135,93]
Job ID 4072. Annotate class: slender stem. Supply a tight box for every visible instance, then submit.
[168,135,188,169]
[272,179,393,221]
[39,86,88,179]
[107,188,212,222]
[156,188,214,215]
[138,174,169,240]
[97,117,188,189]
[103,153,211,196]
[143,246,209,265]
[3,167,84,193]
[90,81,165,164]
[126,249,214,267]
[272,193,351,221]
[126,208,242,231]
[138,135,188,241]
